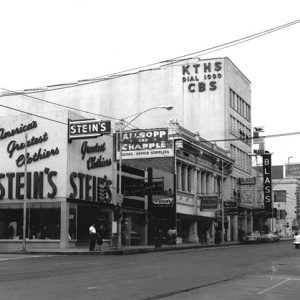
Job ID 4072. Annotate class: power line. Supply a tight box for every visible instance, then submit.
[0,104,67,126]
[160,19,300,67]
[3,101,300,144]
[0,86,120,121]
[1,19,298,94]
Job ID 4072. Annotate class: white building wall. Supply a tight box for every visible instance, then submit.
[273,178,299,236]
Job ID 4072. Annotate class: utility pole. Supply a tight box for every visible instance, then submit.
[22,133,28,252]
[117,119,124,249]
[114,105,174,249]
[221,159,225,244]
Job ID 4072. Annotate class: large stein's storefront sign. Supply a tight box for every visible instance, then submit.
[182,60,223,93]
[0,168,57,200]
[68,172,112,203]
[118,128,174,159]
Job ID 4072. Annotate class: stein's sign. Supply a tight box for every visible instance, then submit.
[68,119,111,140]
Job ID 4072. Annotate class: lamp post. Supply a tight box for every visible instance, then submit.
[115,105,173,249]
[221,158,225,244]
[22,133,28,252]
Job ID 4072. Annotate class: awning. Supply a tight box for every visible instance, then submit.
[0,202,61,209]
[178,213,214,221]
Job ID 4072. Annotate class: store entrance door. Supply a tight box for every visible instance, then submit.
[77,205,99,242]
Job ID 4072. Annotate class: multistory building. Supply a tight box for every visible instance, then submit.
[0,57,257,245]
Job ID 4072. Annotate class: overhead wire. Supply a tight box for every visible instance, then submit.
[0,19,299,134]
[0,86,120,121]
[2,101,300,144]
[0,19,298,94]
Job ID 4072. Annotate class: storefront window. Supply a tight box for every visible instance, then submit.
[69,204,77,240]
[0,202,61,240]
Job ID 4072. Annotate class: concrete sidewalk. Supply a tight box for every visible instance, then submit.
[1,238,292,256]
[0,241,250,255]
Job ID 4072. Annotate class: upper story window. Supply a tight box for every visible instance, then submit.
[230,115,251,146]
[230,88,251,121]
[230,144,251,173]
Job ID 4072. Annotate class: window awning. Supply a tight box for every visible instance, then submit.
[0,202,61,209]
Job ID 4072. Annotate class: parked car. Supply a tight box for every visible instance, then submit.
[260,232,274,243]
[260,232,280,243]
[244,231,261,244]
[293,233,300,249]
[269,232,280,242]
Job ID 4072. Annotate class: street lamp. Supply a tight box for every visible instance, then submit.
[122,105,173,130]
[115,105,174,249]
[22,133,28,252]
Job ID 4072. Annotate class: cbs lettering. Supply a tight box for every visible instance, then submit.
[182,61,222,93]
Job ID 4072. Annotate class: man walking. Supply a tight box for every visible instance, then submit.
[89,223,97,251]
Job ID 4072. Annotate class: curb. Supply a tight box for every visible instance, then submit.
[0,242,240,256]
[0,239,292,256]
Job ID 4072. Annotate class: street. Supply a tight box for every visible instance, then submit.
[0,241,299,299]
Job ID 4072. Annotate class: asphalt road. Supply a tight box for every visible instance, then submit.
[0,241,299,300]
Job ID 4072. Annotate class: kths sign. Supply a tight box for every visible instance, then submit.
[182,60,223,93]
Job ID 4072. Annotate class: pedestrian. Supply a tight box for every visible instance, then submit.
[167,228,173,245]
[89,223,97,251]
[95,225,104,252]
[171,227,177,245]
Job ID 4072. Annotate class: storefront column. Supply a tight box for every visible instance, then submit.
[250,211,253,233]
[227,216,231,242]
[60,201,69,249]
[183,164,188,192]
[209,173,214,194]
[197,170,202,194]
[202,172,207,195]
[188,221,199,243]
[214,175,217,193]
[233,215,238,242]
[210,221,215,243]
[206,173,210,195]
[192,168,198,213]
[244,209,247,235]
[177,163,182,191]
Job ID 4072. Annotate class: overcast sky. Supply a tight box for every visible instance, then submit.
[0,0,299,165]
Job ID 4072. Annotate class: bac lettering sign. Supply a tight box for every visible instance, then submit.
[200,196,218,211]
[285,164,300,178]
[239,177,256,185]
[262,153,272,211]
[68,119,111,140]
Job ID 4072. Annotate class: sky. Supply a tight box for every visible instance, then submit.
[0,0,299,165]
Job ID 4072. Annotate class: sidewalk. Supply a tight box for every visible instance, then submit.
[0,241,247,255]
[1,238,292,256]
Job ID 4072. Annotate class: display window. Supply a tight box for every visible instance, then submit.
[0,203,60,240]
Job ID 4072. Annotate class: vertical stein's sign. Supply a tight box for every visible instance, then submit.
[262,153,272,211]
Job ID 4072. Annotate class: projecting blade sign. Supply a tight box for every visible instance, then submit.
[68,119,111,140]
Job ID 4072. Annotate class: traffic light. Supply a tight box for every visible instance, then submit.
[113,205,122,221]
[272,208,277,218]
